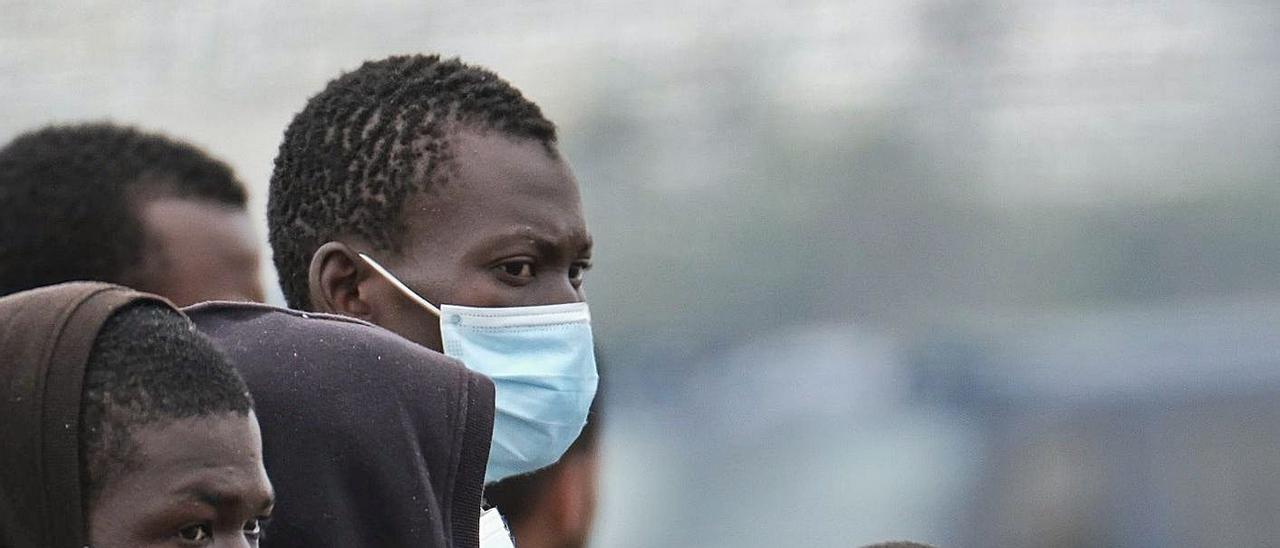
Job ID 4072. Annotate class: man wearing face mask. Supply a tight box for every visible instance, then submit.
[267,54,599,542]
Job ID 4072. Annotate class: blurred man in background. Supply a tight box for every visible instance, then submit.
[0,122,264,305]
[487,389,603,548]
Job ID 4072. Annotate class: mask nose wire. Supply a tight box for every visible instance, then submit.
[356,252,442,317]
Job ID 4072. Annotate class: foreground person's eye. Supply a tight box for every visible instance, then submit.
[177,523,211,543]
[497,261,535,278]
[569,261,592,284]
[244,518,265,539]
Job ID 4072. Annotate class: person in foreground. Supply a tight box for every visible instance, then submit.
[268,55,599,504]
[0,282,272,548]
[0,123,264,305]
[186,300,495,548]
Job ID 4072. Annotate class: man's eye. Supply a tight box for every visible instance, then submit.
[244,518,265,539]
[569,262,591,283]
[178,523,211,543]
[498,262,535,278]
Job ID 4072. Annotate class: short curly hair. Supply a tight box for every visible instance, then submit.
[0,123,247,297]
[267,54,558,309]
[78,302,253,509]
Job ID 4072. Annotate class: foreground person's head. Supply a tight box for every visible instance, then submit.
[0,123,263,305]
[0,282,271,548]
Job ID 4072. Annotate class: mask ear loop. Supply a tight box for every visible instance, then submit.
[357,252,442,317]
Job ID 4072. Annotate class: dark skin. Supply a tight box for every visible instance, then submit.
[87,412,274,548]
[307,129,593,351]
[132,197,265,307]
[504,446,600,548]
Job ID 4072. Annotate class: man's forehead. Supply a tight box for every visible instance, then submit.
[400,131,586,242]
[442,131,573,194]
[131,414,262,463]
[402,190,588,244]
[114,415,268,499]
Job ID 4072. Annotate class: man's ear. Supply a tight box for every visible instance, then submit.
[307,242,374,319]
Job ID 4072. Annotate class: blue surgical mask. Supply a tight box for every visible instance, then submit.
[359,253,598,483]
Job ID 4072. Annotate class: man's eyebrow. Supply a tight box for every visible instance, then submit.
[477,228,593,253]
[176,487,227,508]
[179,486,273,511]
[187,488,233,507]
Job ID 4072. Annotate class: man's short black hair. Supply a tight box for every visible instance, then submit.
[268,54,558,309]
[0,122,248,297]
[78,303,253,508]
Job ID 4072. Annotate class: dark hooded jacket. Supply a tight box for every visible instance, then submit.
[186,301,494,548]
[0,282,171,548]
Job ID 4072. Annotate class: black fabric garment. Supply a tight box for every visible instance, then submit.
[186,301,495,548]
[0,282,171,548]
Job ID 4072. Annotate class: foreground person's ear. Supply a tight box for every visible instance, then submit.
[308,241,373,319]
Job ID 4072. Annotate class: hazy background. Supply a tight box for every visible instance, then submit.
[5,1,1280,546]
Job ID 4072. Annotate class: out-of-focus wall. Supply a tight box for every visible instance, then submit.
[5,1,1280,546]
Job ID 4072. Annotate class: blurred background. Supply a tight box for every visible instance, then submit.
[4,1,1280,545]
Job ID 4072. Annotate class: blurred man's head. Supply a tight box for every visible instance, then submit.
[0,123,263,305]
[486,401,602,548]
[81,302,273,547]
[268,54,592,352]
